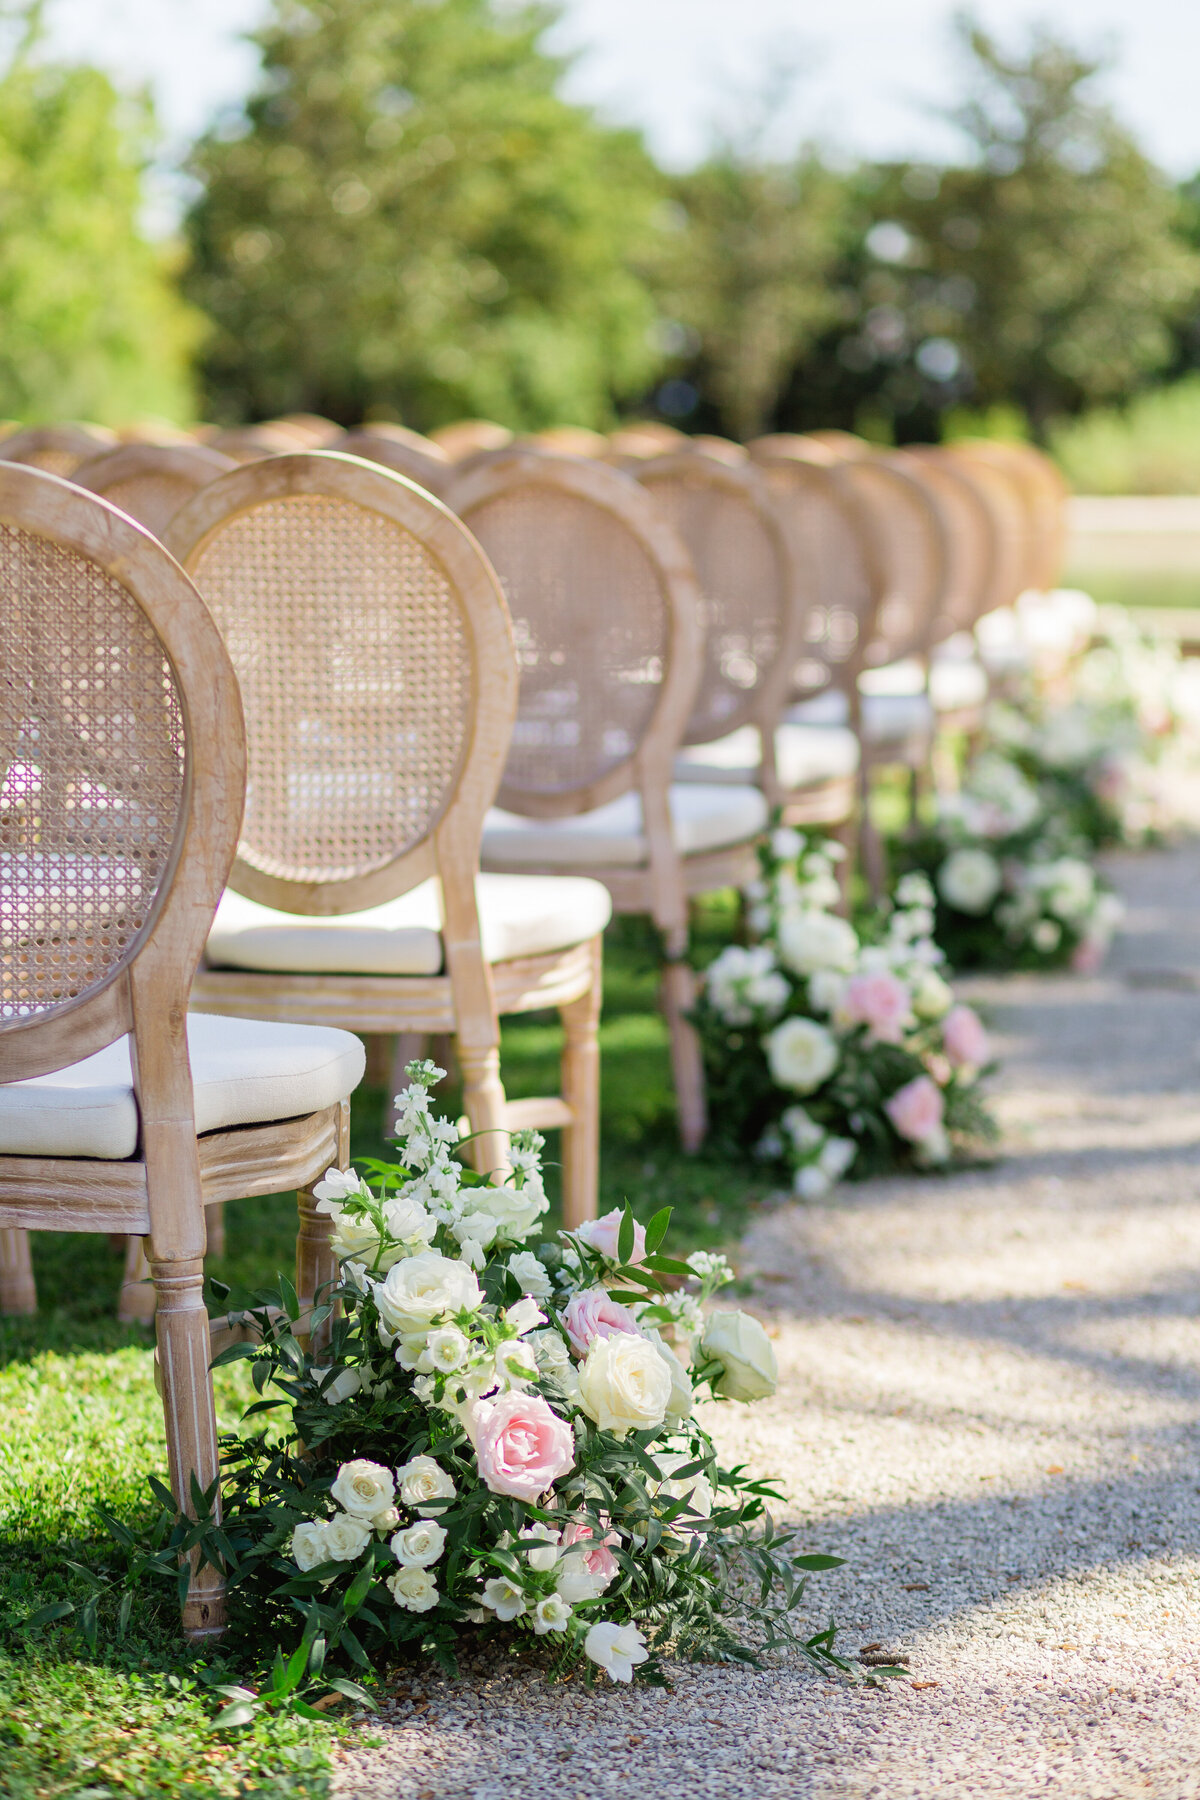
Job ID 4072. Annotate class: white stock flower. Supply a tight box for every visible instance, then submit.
[705,945,789,1026]
[324,1513,373,1561]
[895,872,934,908]
[938,848,1002,915]
[290,1520,331,1571]
[532,1594,572,1635]
[481,1576,526,1621]
[701,1311,778,1402]
[387,1566,439,1612]
[584,1621,649,1683]
[776,909,858,977]
[395,1455,457,1515]
[507,1251,553,1300]
[770,825,805,861]
[390,1519,447,1568]
[374,1251,482,1339]
[329,1459,396,1522]
[764,1017,838,1096]
[578,1333,672,1438]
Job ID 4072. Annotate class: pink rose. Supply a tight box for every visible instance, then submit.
[942,1004,989,1070]
[562,1286,646,1358]
[1070,938,1104,975]
[885,1074,945,1145]
[560,1518,620,1583]
[473,1391,575,1501]
[573,1208,647,1265]
[838,971,913,1045]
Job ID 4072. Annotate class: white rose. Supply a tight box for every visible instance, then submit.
[938,848,1002,915]
[507,1251,553,1299]
[390,1519,447,1567]
[395,1454,457,1515]
[578,1333,672,1438]
[451,1212,498,1252]
[324,1512,373,1561]
[807,968,846,1015]
[481,1576,526,1621]
[374,1251,482,1338]
[649,1333,693,1422]
[329,1458,396,1521]
[770,825,805,861]
[532,1594,572,1635]
[764,1017,839,1095]
[387,1566,439,1612]
[584,1621,649,1683]
[776,909,858,976]
[382,1192,437,1245]
[290,1520,331,1572]
[463,1180,547,1243]
[911,968,953,1020]
[701,1310,778,1402]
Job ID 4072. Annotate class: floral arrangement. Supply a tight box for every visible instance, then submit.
[696,830,997,1191]
[144,1064,847,1694]
[899,751,1124,974]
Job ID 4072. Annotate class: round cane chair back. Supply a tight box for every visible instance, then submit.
[944,445,1034,611]
[167,452,516,916]
[209,424,309,464]
[748,444,881,703]
[0,423,117,478]
[72,444,237,541]
[340,426,451,498]
[444,450,704,819]
[0,465,244,1081]
[903,448,998,639]
[268,415,345,448]
[837,455,948,668]
[962,441,1066,591]
[522,427,607,458]
[635,451,796,745]
[430,420,513,461]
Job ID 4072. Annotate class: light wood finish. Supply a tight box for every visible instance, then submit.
[956,440,1068,594]
[72,443,237,540]
[429,420,513,460]
[606,422,688,463]
[168,451,604,1222]
[209,423,310,463]
[340,426,451,497]
[523,427,607,457]
[446,450,755,1151]
[269,415,345,447]
[0,466,358,1640]
[0,423,116,477]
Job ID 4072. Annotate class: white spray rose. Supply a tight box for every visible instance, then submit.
[764,1017,838,1095]
[776,909,858,976]
[701,1310,778,1402]
[938,848,1002,915]
[578,1333,673,1438]
[381,1192,437,1246]
[387,1566,439,1612]
[329,1459,396,1522]
[389,1520,447,1568]
[290,1520,331,1572]
[507,1250,553,1299]
[395,1454,456,1515]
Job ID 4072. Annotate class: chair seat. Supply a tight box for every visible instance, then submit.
[788,691,935,746]
[482,783,769,869]
[674,723,860,788]
[0,1014,366,1161]
[206,873,613,977]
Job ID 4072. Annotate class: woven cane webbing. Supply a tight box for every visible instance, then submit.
[907,454,994,637]
[99,473,198,540]
[842,461,943,667]
[638,471,782,745]
[189,493,470,885]
[755,460,873,698]
[461,484,669,798]
[1,526,186,1022]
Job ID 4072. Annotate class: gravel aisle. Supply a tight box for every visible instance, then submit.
[337,843,1200,1800]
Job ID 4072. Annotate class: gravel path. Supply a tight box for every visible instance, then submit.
[336,842,1200,1800]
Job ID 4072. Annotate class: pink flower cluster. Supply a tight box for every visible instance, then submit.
[473,1392,575,1500]
[562,1286,645,1357]
[838,971,913,1044]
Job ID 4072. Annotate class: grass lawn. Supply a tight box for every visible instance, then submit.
[0,899,773,1799]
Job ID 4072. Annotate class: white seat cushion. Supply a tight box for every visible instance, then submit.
[674,723,859,788]
[0,1013,366,1161]
[928,656,988,713]
[788,693,934,746]
[483,784,769,869]
[206,874,613,976]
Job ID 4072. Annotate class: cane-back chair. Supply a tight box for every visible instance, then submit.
[340,425,452,498]
[209,423,308,463]
[72,443,237,540]
[523,427,608,458]
[0,423,116,477]
[429,420,513,460]
[634,450,858,829]
[168,453,608,1222]
[0,464,366,1639]
[606,422,688,463]
[445,450,767,1151]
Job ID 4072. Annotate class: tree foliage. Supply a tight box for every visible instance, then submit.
[0,5,199,424]
[185,0,665,429]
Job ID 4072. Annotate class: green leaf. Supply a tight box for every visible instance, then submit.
[278,1274,301,1323]
[212,1701,259,1730]
[792,1554,845,1571]
[325,1677,377,1709]
[643,1206,672,1254]
[343,1558,375,1617]
[642,1255,694,1277]
[27,1601,74,1627]
[617,1201,635,1266]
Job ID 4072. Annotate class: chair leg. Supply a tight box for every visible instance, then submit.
[458,1041,510,1178]
[0,1229,36,1316]
[660,959,707,1153]
[151,1253,226,1640]
[205,1201,226,1262]
[118,1235,156,1325]
[560,936,602,1229]
[296,1098,350,1355]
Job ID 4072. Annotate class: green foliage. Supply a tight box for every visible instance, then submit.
[0,6,200,425]
[1048,375,1200,494]
[185,0,665,429]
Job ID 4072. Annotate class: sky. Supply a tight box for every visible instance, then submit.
[36,0,1200,181]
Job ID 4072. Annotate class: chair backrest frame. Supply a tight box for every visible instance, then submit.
[72,443,237,540]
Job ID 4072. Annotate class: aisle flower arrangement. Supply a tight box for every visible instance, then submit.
[142,1064,846,1692]
[696,831,997,1191]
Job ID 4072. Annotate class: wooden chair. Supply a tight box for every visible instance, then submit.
[444,449,767,1152]
[429,420,513,460]
[72,443,237,540]
[0,423,116,477]
[209,423,308,463]
[340,425,452,497]
[606,422,688,462]
[0,464,365,1639]
[634,449,859,832]
[166,452,607,1224]
[522,427,608,457]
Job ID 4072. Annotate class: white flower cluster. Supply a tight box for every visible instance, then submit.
[996,856,1124,963]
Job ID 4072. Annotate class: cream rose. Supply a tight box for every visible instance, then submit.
[764,1016,838,1095]
[290,1520,331,1572]
[578,1332,672,1437]
[387,1566,439,1612]
[389,1519,447,1568]
[374,1251,482,1339]
[329,1458,395,1522]
[461,1180,546,1243]
[701,1310,778,1402]
[395,1454,456,1515]
[324,1512,373,1561]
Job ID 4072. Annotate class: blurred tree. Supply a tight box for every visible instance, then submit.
[186,0,665,429]
[0,2,199,424]
[783,15,1200,442]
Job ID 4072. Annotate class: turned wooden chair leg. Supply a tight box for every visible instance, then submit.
[458,1040,510,1178]
[0,1229,36,1316]
[151,1252,226,1640]
[560,936,602,1228]
[205,1200,226,1262]
[660,959,707,1153]
[296,1098,350,1355]
[118,1235,156,1325]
